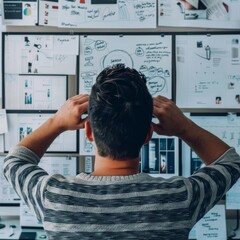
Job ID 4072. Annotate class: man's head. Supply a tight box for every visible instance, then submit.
[88,64,153,160]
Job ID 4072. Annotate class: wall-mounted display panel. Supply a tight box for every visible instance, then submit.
[79,34,173,98]
[4,75,67,111]
[158,0,240,29]
[176,34,240,109]
[58,0,157,29]
[4,113,78,153]
[4,34,79,75]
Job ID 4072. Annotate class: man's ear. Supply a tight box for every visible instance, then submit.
[144,124,153,145]
[85,120,94,142]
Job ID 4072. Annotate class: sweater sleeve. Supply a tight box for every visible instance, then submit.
[186,148,240,226]
[3,145,50,222]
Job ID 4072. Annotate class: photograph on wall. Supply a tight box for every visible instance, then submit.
[176,34,240,109]
[158,0,240,29]
[141,136,179,178]
[79,34,172,99]
[141,118,179,178]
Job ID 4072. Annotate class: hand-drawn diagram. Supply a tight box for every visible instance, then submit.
[79,35,172,98]
[58,0,156,28]
[176,34,240,109]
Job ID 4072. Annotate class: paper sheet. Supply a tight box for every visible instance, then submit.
[4,34,79,75]
[5,75,67,110]
[39,0,59,26]
[3,0,38,25]
[58,0,156,28]
[176,34,240,109]
[4,113,77,152]
[53,35,79,55]
[158,0,240,29]
[196,205,227,240]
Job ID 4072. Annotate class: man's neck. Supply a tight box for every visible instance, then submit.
[91,153,140,176]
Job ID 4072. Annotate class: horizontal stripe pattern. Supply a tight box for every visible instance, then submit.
[47,176,186,194]
[45,189,188,206]
[44,209,190,224]
[43,220,191,232]
[3,146,240,240]
[44,200,188,214]
[46,229,189,240]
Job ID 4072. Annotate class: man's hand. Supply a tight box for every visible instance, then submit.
[18,94,89,158]
[53,94,89,132]
[152,95,230,165]
[152,96,191,137]
[178,0,196,10]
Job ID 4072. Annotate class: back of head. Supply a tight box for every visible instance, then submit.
[89,64,153,160]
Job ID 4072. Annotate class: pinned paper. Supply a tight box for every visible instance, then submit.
[53,35,79,55]
[196,205,226,240]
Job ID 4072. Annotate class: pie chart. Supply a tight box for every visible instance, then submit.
[23,7,32,16]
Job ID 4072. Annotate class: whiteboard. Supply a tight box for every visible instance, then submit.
[79,34,172,98]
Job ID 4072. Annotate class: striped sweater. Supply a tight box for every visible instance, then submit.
[3,146,240,240]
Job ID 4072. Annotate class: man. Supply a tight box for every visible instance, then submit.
[3,64,240,239]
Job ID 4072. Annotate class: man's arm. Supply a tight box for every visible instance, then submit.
[152,96,230,165]
[3,94,89,222]
[18,94,89,158]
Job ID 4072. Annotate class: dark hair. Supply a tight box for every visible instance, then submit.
[89,64,153,160]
